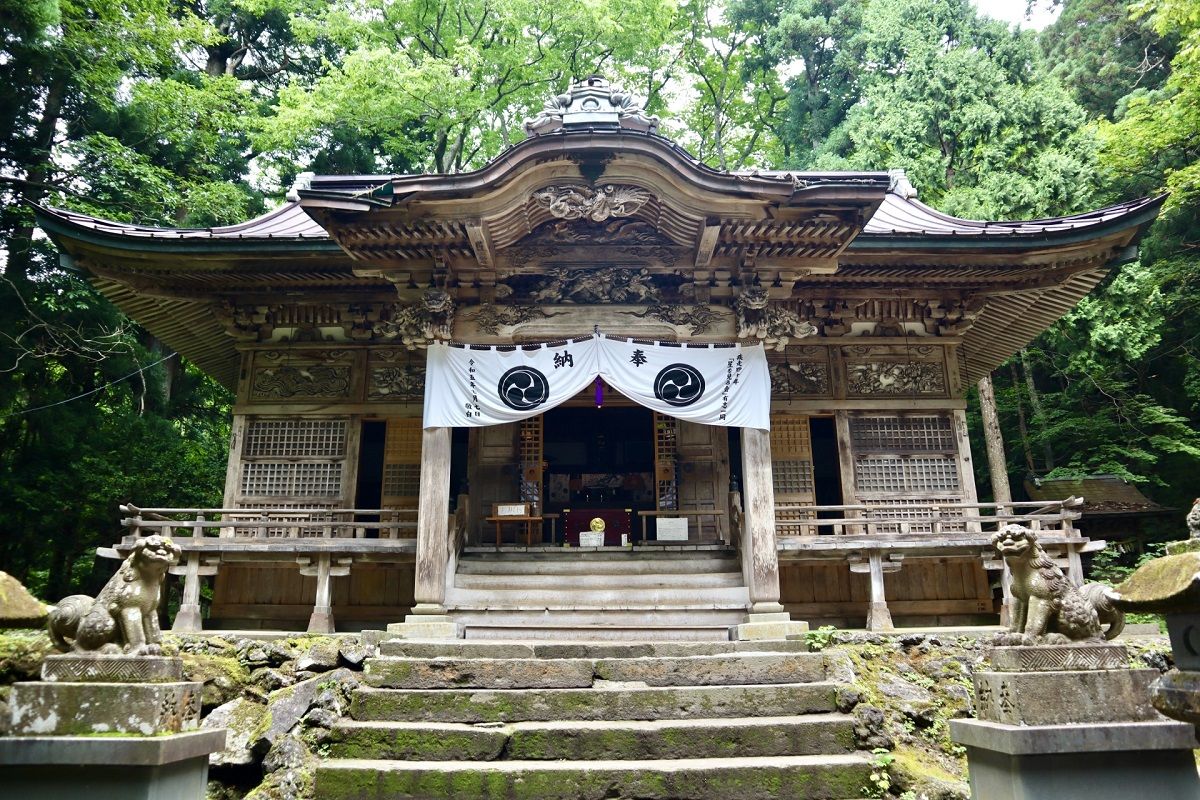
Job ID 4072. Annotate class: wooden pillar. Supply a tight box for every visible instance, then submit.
[310,554,334,633]
[299,553,351,633]
[978,373,1015,624]
[413,425,452,614]
[865,550,895,632]
[170,553,217,633]
[740,427,783,613]
[1066,545,1085,586]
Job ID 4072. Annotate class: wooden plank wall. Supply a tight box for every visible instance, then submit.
[780,557,994,625]
[209,563,416,630]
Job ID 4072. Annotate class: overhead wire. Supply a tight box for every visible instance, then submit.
[0,351,178,420]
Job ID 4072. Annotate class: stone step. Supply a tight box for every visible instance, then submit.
[462,623,736,642]
[454,570,745,589]
[350,682,841,723]
[455,555,741,575]
[328,714,856,761]
[445,585,751,607]
[459,547,736,562]
[362,652,828,689]
[316,754,873,800]
[447,606,748,628]
[378,639,812,659]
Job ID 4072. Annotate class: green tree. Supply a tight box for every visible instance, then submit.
[1041,0,1176,120]
[256,0,679,175]
[812,0,1099,219]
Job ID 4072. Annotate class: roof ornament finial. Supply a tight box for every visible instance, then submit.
[286,171,315,202]
[523,76,659,137]
[888,168,919,199]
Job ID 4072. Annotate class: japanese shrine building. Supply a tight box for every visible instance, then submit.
[35,78,1163,638]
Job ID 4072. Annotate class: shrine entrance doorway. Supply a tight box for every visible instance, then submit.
[538,397,731,546]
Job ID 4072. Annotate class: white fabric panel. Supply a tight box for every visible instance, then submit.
[598,337,770,430]
[422,335,771,430]
[423,338,600,427]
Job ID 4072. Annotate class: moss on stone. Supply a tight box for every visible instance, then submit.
[0,629,53,684]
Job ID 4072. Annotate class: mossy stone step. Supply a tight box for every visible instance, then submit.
[377,639,811,659]
[363,657,595,689]
[328,714,856,761]
[593,651,827,685]
[315,754,873,800]
[350,682,841,723]
[363,652,828,689]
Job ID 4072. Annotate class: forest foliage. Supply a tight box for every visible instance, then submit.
[1,0,1198,595]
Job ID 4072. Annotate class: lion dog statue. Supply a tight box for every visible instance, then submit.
[992,523,1124,645]
[48,534,181,655]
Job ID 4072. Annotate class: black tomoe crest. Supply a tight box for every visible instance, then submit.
[497,366,550,410]
[653,363,705,407]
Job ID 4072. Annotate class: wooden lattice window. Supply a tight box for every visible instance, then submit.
[771,414,816,535]
[235,415,350,514]
[381,418,422,511]
[863,498,966,533]
[849,412,960,501]
[230,502,336,538]
[240,462,343,496]
[850,416,954,453]
[654,412,678,510]
[243,419,347,458]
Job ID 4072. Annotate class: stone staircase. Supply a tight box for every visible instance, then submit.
[444,548,750,641]
[315,639,873,799]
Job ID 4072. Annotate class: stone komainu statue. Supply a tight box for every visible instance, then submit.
[48,535,181,655]
[993,523,1124,644]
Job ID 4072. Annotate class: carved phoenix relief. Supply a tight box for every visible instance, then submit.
[368,365,427,400]
[769,362,830,395]
[532,184,652,222]
[464,304,553,335]
[632,304,720,335]
[846,362,946,395]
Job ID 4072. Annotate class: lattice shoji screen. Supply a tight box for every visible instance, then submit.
[770,414,816,536]
[654,412,679,510]
[519,416,543,509]
[381,418,423,518]
[236,417,349,537]
[849,414,961,506]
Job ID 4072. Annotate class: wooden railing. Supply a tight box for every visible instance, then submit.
[774,497,1083,537]
[119,504,418,540]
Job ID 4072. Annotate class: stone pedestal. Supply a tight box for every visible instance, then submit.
[950,644,1200,800]
[387,614,463,640]
[2,655,225,800]
[732,611,809,641]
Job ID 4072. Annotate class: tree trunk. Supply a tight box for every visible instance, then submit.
[977,374,1012,513]
[8,74,67,284]
[1008,362,1036,473]
[1019,349,1055,470]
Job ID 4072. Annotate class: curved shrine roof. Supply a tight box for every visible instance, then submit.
[30,77,1165,391]
[35,179,1161,245]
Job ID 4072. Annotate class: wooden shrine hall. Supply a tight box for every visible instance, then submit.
[35,77,1163,638]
